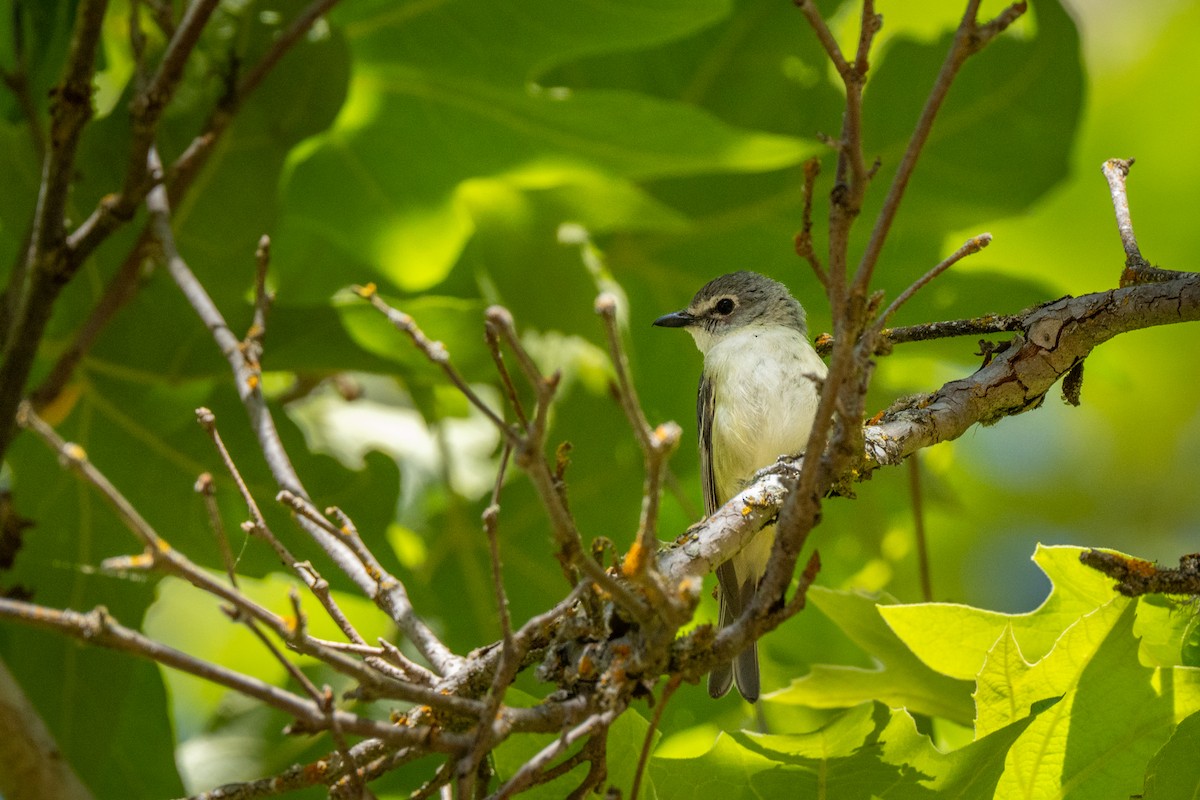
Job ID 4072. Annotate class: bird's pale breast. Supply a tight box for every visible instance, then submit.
[705,326,826,506]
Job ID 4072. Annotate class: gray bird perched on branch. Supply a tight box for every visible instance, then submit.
[654,271,827,702]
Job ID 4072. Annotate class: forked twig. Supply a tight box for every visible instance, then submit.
[868,233,992,339]
[146,151,459,675]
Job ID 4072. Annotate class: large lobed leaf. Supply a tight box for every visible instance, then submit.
[640,546,1200,799]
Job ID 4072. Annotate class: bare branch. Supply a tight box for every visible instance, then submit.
[1099,159,1198,287]
[1081,550,1200,597]
[794,157,827,287]
[355,284,514,439]
[33,2,348,414]
[490,710,619,800]
[0,0,109,463]
[1102,158,1143,271]
[181,740,396,800]
[594,292,682,611]
[67,0,222,259]
[853,2,1026,290]
[0,600,438,747]
[863,277,1200,468]
[195,472,239,584]
[145,152,459,674]
[869,232,992,338]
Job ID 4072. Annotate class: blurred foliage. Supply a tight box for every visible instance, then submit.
[0,0,1198,797]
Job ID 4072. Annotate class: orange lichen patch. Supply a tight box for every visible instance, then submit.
[64,442,88,462]
[578,654,596,679]
[621,541,646,575]
[741,505,752,517]
[153,538,171,553]
[867,410,886,425]
[107,552,155,570]
[246,373,260,391]
[303,762,330,781]
[353,283,378,299]
[1121,556,1158,578]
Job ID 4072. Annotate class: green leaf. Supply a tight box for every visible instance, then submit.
[1142,709,1200,799]
[864,0,1083,229]
[974,600,1126,738]
[652,703,922,800]
[994,601,1172,799]
[879,546,1120,681]
[1134,593,1199,669]
[770,587,975,725]
[876,708,1041,800]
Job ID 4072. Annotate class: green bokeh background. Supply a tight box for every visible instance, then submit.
[0,0,1197,795]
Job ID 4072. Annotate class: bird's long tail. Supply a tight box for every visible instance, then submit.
[707,563,760,702]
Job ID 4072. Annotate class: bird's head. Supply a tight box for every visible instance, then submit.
[652,271,808,354]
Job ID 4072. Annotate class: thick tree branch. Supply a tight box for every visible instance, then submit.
[862,276,1200,469]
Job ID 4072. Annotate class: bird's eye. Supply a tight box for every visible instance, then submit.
[715,298,735,315]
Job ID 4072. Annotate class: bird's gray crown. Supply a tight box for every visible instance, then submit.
[681,271,808,336]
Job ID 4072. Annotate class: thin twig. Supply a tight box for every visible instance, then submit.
[458,444,515,797]
[0,599,440,747]
[20,401,468,712]
[476,304,652,621]
[490,710,619,800]
[67,0,223,261]
[485,312,530,428]
[594,293,655,452]
[145,152,458,674]
[794,158,827,287]
[868,233,992,339]
[631,676,681,800]
[595,292,681,601]
[276,491,388,587]
[181,740,397,800]
[196,406,367,646]
[356,285,515,441]
[246,234,274,371]
[1102,158,1142,268]
[487,446,516,648]
[908,454,932,602]
[195,472,240,584]
[34,1,347,413]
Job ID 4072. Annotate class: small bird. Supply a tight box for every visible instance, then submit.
[654,271,827,701]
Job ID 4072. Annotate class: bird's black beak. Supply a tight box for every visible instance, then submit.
[652,310,694,328]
